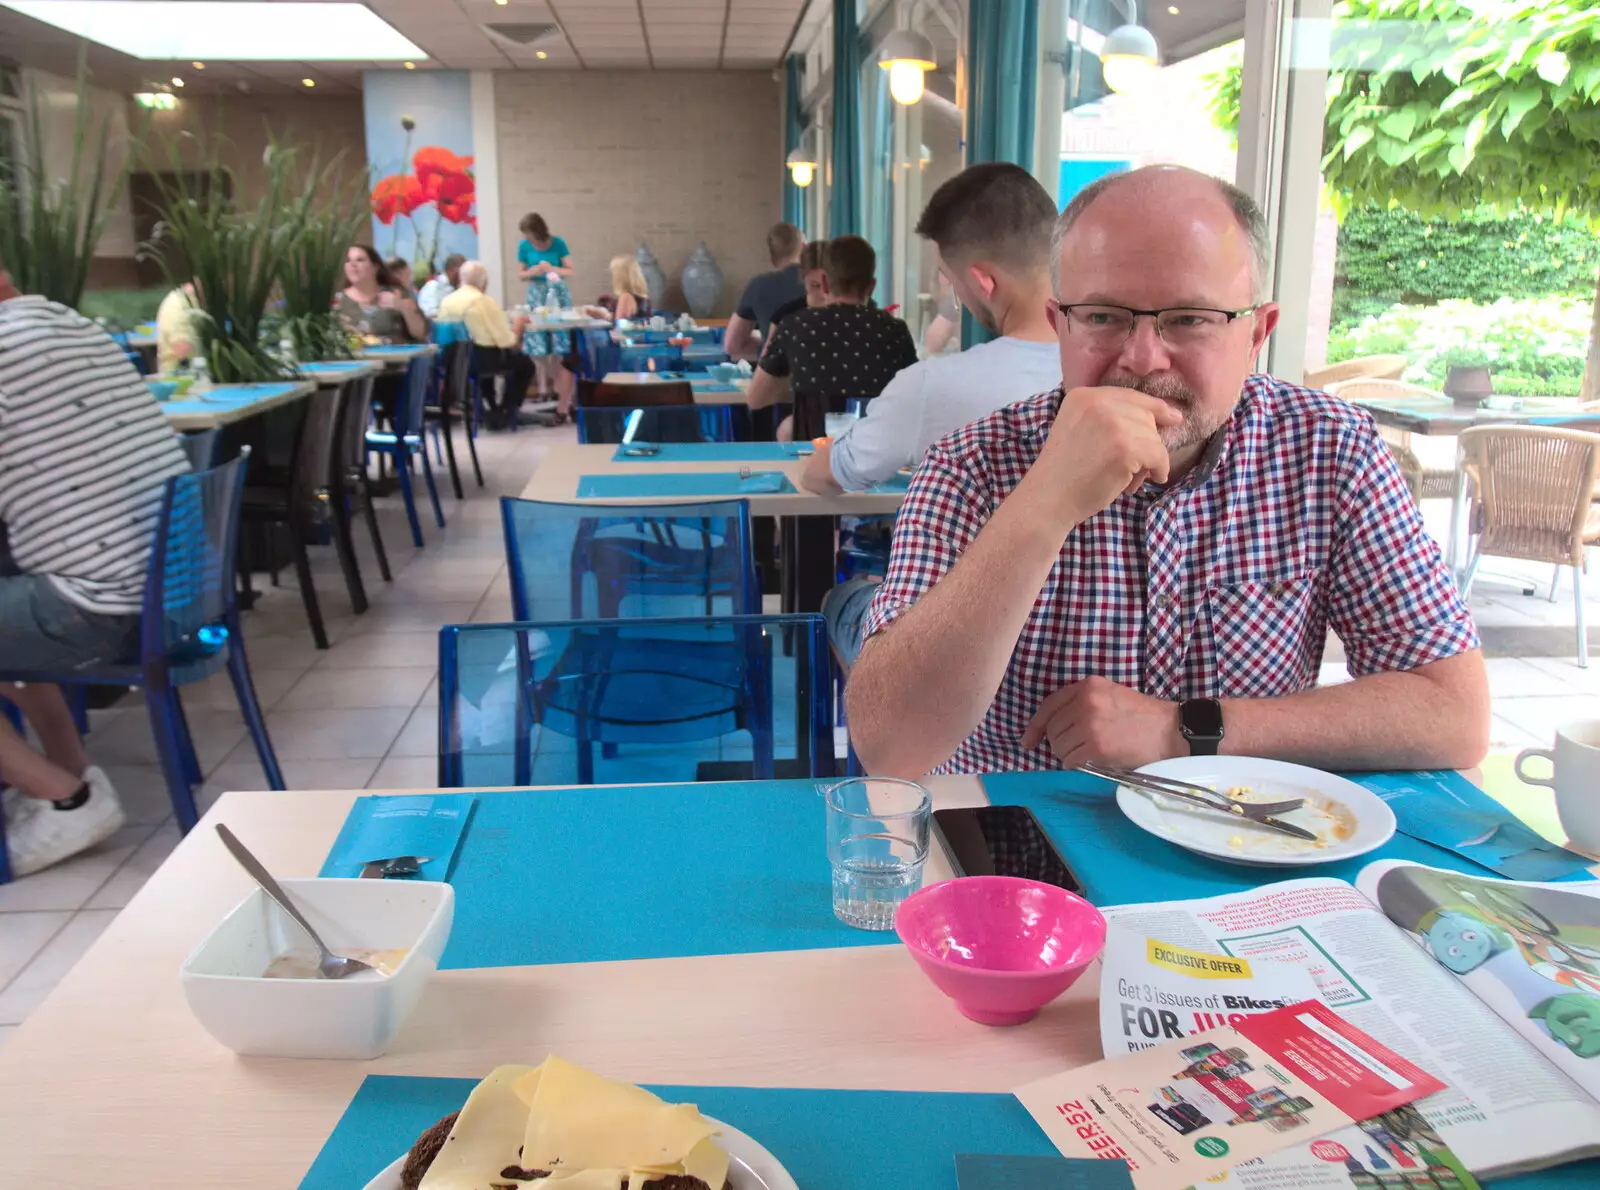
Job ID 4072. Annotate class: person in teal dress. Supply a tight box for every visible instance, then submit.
[517,212,576,420]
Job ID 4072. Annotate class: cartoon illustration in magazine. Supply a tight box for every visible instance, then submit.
[1375,867,1600,1058]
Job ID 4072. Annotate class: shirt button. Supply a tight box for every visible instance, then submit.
[1157,594,1175,610]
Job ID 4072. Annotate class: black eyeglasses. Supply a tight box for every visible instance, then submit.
[1052,302,1259,349]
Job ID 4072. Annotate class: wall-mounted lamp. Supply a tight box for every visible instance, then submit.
[1099,14,1160,93]
[787,145,818,188]
[877,28,936,105]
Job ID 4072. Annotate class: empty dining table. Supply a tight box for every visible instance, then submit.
[155,378,318,432]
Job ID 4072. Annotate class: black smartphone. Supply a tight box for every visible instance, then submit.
[932,805,1083,894]
[621,443,661,457]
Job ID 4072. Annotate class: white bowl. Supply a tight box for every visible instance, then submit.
[180,878,454,1059]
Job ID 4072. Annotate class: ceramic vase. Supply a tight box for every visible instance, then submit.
[635,242,667,311]
[680,241,724,318]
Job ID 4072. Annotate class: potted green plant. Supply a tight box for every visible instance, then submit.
[140,134,301,384]
[277,154,371,365]
[0,59,131,308]
[1442,346,1493,406]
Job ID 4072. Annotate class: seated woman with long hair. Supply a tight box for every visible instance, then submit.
[603,255,652,322]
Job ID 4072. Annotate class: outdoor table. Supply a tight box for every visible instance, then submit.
[355,343,439,371]
[155,379,317,433]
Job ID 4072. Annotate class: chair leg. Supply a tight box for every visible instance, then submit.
[1575,564,1588,668]
[168,689,203,787]
[464,414,485,488]
[146,688,201,832]
[1550,564,1562,603]
[288,530,330,649]
[225,634,286,789]
[356,474,393,582]
[1459,549,1482,599]
[440,408,465,500]
[394,450,425,547]
[419,443,446,529]
[330,496,369,615]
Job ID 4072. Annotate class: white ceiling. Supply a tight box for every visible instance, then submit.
[0,0,810,94]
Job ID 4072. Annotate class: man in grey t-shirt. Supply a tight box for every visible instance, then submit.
[801,163,1062,494]
[724,222,806,359]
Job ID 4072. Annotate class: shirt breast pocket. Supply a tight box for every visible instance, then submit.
[1205,570,1325,699]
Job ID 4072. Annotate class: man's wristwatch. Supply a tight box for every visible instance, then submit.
[1179,698,1224,756]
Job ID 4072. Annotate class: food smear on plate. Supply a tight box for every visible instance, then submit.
[1215,788,1358,855]
[410,1056,731,1190]
[261,946,407,980]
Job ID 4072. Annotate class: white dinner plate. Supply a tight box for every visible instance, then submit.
[361,1116,798,1190]
[1115,756,1396,868]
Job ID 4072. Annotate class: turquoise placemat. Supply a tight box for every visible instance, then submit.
[361,344,427,355]
[319,781,892,968]
[298,1075,1058,1190]
[576,472,796,498]
[866,472,912,494]
[980,769,1593,910]
[612,442,807,463]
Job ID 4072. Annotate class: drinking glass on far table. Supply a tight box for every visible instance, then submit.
[825,777,932,931]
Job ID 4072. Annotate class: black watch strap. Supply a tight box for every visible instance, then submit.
[1180,698,1224,756]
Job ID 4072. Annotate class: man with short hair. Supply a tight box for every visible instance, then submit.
[724,222,806,359]
[846,165,1487,777]
[765,239,833,338]
[0,262,190,875]
[439,260,533,429]
[745,235,918,441]
[418,253,467,318]
[801,164,1062,494]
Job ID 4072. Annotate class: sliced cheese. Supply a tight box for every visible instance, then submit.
[417,1065,537,1190]
[522,1056,718,1174]
[682,1136,731,1188]
[544,1171,624,1189]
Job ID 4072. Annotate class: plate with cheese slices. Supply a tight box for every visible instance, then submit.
[362,1056,798,1190]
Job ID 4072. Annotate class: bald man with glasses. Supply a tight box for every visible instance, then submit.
[846,165,1487,779]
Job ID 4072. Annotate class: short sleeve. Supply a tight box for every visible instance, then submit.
[552,237,570,259]
[861,445,992,640]
[1325,422,1479,675]
[735,277,761,321]
[761,318,792,378]
[830,363,923,491]
[517,241,533,266]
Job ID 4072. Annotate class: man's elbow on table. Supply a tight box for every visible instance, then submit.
[844,646,944,779]
[799,442,842,494]
[1414,649,1491,769]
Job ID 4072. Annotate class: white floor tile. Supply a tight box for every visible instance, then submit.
[341,601,480,635]
[174,666,305,713]
[368,756,442,789]
[387,706,438,758]
[85,826,181,911]
[0,1024,16,1052]
[0,824,156,913]
[0,912,72,990]
[261,707,412,760]
[276,666,436,711]
[94,764,178,827]
[1494,695,1600,741]
[0,910,119,1024]
[309,631,440,670]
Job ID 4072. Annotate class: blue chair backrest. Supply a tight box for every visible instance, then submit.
[438,614,833,787]
[500,495,758,622]
[575,328,618,379]
[576,405,734,445]
[433,320,471,346]
[393,354,434,437]
[142,449,250,674]
[618,344,683,371]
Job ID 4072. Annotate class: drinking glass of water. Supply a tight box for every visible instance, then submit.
[825,777,932,931]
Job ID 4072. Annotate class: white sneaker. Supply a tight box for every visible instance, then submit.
[5,767,126,878]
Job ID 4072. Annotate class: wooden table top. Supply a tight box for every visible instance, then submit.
[521,442,908,517]
[158,379,318,432]
[0,776,1101,1189]
[1349,393,1600,435]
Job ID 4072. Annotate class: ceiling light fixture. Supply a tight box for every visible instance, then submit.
[0,1,424,60]
[1099,2,1160,94]
[133,91,178,109]
[171,76,184,86]
[1167,5,1179,12]
[877,28,936,105]
[404,61,416,69]
[192,60,205,69]
[786,145,818,189]
[535,50,547,59]
[302,77,316,87]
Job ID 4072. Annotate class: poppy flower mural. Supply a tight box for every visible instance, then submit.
[362,71,479,271]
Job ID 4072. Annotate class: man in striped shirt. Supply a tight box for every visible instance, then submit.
[0,263,189,876]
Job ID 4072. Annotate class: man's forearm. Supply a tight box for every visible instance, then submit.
[847,483,1071,777]
[800,443,842,493]
[1222,651,1488,770]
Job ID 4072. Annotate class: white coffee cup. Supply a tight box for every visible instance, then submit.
[1515,719,1600,852]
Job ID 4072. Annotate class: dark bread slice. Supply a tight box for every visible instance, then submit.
[401,1112,460,1190]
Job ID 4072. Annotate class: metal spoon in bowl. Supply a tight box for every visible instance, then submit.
[214,824,372,980]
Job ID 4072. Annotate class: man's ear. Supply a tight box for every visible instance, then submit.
[967,263,998,302]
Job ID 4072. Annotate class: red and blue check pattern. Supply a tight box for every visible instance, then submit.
[862,375,1479,774]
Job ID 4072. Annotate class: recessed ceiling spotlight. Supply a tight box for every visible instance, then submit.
[171,75,184,86]
[535,50,547,59]
[404,60,416,69]
[1167,5,1179,11]
[301,77,316,87]
[192,60,205,69]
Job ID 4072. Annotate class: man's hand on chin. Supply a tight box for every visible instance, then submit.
[1020,676,1186,768]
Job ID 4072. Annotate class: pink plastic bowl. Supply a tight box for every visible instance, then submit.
[894,876,1107,1026]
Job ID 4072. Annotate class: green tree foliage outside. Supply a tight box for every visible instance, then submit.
[1204,0,1600,396]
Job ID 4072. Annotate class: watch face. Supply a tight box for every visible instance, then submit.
[1183,699,1224,738]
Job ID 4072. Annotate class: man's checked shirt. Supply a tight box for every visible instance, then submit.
[861,375,1479,774]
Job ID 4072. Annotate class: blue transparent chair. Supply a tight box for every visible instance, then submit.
[0,450,285,845]
[501,495,758,623]
[438,614,833,787]
[367,354,446,547]
[576,405,735,444]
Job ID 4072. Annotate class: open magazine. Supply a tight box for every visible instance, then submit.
[1096,861,1600,1185]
